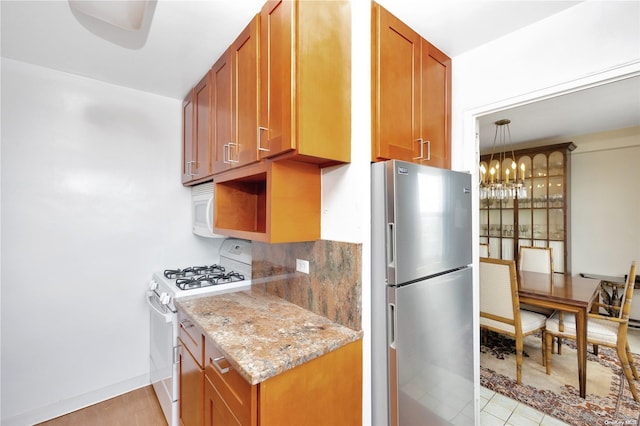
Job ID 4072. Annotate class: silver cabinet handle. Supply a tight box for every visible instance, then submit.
[213,356,230,374]
[413,138,423,160]
[413,138,424,160]
[180,319,193,329]
[187,160,196,176]
[258,126,270,152]
[222,144,229,164]
[228,141,239,163]
[413,139,431,161]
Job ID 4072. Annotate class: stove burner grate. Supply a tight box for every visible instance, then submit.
[164,264,225,279]
[175,271,246,290]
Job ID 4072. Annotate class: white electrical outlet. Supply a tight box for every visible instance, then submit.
[296,259,310,274]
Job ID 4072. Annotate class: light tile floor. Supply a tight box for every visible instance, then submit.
[479,327,640,425]
[480,386,568,426]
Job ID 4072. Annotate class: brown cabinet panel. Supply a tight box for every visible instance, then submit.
[259,0,350,165]
[211,50,232,174]
[372,3,420,162]
[182,91,195,184]
[203,336,362,426]
[179,338,204,426]
[232,16,260,168]
[259,340,363,425]
[204,376,243,426]
[212,16,260,176]
[194,72,212,179]
[178,312,204,366]
[420,41,451,168]
[259,0,292,158]
[213,159,320,243]
[372,2,451,167]
[204,338,256,426]
[183,72,214,185]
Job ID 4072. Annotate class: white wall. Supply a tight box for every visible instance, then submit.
[570,126,640,277]
[0,59,223,425]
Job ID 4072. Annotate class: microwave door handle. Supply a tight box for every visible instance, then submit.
[206,196,214,234]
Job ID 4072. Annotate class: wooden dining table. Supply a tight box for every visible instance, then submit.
[517,270,602,398]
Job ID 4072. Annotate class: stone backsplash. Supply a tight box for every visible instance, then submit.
[251,240,362,331]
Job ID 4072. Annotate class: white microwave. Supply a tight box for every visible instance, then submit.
[191,182,225,238]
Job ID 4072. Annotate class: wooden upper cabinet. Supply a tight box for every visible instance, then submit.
[420,40,451,169]
[182,90,195,184]
[259,0,351,165]
[212,16,260,175]
[194,72,213,179]
[232,16,260,168]
[211,49,232,174]
[182,72,213,185]
[372,2,451,168]
[372,3,420,162]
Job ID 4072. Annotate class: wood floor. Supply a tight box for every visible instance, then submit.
[36,386,167,426]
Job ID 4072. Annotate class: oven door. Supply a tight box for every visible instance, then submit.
[147,290,178,426]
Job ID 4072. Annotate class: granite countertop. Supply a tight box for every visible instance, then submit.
[174,287,363,385]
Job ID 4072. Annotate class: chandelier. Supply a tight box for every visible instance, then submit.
[479,119,526,200]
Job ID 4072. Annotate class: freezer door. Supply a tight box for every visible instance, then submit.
[388,267,474,426]
[385,161,472,285]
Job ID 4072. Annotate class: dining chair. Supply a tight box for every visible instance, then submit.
[544,261,638,401]
[518,246,556,346]
[480,258,548,384]
[518,246,553,274]
[479,243,489,258]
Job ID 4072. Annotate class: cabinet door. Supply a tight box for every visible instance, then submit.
[259,0,293,159]
[211,50,232,174]
[182,91,195,184]
[232,16,259,167]
[204,376,242,426]
[179,340,204,426]
[419,40,451,168]
[193,72,212,180]
[372,4,421,162]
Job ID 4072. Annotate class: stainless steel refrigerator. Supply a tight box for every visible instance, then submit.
[371,160,475,426]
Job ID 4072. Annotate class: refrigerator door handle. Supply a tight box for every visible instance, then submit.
[386,222,395,269]
[388,301,399,426]
[388,302,396,349]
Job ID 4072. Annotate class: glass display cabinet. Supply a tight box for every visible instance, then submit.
[479,142,576,273]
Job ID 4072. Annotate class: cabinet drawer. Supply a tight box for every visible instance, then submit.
[204,338,255,425]
[178,311,204,367]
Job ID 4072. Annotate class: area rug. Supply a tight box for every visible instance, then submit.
[480,331,640,425]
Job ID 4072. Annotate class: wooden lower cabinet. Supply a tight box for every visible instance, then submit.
[179,338,204,426]
[178,311,205,426]
[204,376,243,426]
[203,338,362,426]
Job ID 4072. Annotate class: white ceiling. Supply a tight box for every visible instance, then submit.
[478,75,640,150]
[2,0,638,148]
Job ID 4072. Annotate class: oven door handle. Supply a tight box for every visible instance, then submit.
[146,290,175,322]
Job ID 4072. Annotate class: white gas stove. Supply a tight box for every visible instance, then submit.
[147,238,251,426]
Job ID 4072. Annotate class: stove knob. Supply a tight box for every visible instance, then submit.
[160,292,170,305]
[149,279,158,291]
